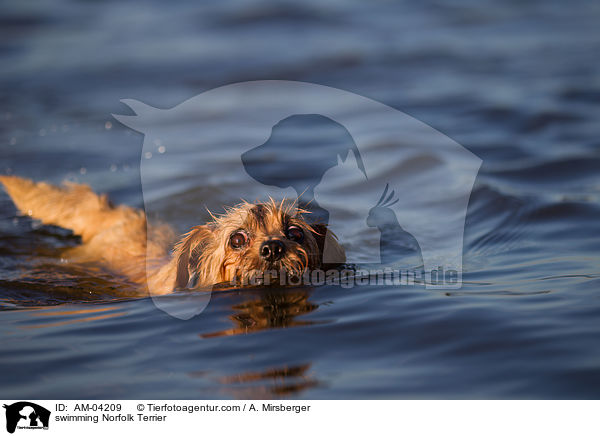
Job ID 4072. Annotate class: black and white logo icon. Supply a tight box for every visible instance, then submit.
[3,402,50,434]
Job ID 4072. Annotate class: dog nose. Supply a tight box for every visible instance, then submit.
[260,239,285,261]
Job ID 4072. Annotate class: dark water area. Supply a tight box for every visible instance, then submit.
[1,0,600,399]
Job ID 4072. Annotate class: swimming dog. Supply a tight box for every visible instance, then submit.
[0,176,344,295]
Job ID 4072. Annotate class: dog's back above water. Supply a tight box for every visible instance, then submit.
[0,175,344,295]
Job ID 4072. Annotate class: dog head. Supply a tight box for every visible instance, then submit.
[173,199,342,288]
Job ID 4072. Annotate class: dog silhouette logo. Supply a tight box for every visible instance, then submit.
[242,114,367,224]
[3,402,50,434]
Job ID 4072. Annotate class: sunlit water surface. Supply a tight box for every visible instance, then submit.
[1,0,599,398]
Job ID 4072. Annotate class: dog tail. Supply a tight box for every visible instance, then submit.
[0,175,144,242]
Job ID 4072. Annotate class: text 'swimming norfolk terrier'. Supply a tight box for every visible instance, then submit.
[0,176,345,295]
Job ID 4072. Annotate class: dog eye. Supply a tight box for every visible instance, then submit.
[286,226,304,243]
[230,231,248,249]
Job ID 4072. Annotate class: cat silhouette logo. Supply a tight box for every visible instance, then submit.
[3,402,50,433]
[113,80,481,319]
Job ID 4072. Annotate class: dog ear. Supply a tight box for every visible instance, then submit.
[310,224,328,253]
[173,225,213,288]
[311,223,346,265]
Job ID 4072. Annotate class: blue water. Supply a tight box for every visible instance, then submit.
[1,0,600,398]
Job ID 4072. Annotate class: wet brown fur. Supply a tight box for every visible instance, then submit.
[0,176,345,295]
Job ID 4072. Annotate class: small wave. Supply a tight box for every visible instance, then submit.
[486,156,600,184]
[465,184,531,257]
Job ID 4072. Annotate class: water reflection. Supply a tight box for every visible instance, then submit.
[202,288,320,338]
[19,305,128,329]
[218,363,319,399]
